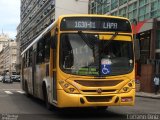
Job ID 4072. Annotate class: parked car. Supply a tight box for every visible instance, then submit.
[0,75,4,82]
[2,75,12,83]
[11,75,20,82]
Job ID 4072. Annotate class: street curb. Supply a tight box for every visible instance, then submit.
[136,95,160,99]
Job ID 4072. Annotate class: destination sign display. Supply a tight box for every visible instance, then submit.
[60,17,132,32]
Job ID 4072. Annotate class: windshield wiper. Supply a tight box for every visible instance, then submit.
[109,32,118,40]
[77,31,99,49]
[104,32,118,47]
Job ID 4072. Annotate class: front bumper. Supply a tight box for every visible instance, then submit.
[56,89,135,108]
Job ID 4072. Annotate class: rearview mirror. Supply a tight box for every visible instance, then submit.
[51,35,57,49]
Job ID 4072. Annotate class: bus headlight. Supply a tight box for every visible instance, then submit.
[59,80,80,94]
[119,80,135,93]
[123,87,129,92]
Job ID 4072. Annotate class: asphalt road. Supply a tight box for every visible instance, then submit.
[0,82,160,120]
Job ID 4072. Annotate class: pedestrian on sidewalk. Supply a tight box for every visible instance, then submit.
[153,74,160,95]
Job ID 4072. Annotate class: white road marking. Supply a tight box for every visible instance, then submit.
[2,89,22,91]
[4,91,13,94]
[17,91,25,94]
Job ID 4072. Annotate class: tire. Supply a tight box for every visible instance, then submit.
[25,81,30,97]
[43,84,52,110]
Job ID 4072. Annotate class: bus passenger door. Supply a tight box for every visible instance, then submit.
[32,49,36,96]
[53,48,57,101]
[51,33,57,101]
[21,55,25,91]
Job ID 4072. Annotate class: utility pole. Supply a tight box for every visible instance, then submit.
[133,18,140,61]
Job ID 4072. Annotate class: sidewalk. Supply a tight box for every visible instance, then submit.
[136,92,160,99]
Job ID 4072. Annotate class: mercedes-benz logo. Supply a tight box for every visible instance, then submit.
[97,88,102,94]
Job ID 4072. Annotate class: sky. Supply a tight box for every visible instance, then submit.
[0,0,20,39]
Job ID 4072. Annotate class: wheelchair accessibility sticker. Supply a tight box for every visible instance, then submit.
[101,59,111,75]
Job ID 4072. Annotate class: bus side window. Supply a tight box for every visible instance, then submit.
[27,51,29,67]
[25,51,29,68]
[29,47,33,66]
[44,37,50,62]
[61,34,73,68]
[23,53,27,68]
[37,38,45,64]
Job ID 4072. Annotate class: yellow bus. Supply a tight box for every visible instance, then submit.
[21,14,135,110]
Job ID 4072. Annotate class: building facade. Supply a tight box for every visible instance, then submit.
[89,0,160,22]
[16,24,21,73]
[0,33,10,74]
[0,50,4,74]
[0,40,17,75]
[89,0,160,92]
[17,0,89,52]
[0,33,9,52]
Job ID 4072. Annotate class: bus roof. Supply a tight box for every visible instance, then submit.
[21,14,130,56]
[58,14,130,21]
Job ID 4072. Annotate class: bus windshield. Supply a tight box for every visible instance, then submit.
[60,33,134,76]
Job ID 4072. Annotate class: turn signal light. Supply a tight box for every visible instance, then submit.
[119,80,134,93]
[69,88,75,93]
[59,80,80,94]
[64,83,69,88]
[123,87,129,92]
[128,83,133,87]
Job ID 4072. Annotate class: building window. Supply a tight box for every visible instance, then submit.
[91,7,96,14]
[151,1,158,11]
[139,6,145,16]
[138,5,149,21]
[128,2,137,12]
[151,11,157,18]
[144,13,150,19]
[111,0,118,10]
[151,1,159,18]
[128,12,133,20]
[103,0,110,14]
[91,2,95,8]
[138,15,144,21]
[119,0,127,6]
[139,0,149,7]
[119,7,127,17]
[97,4,102,14]
[111,11,118,16]
[103,6,109,13]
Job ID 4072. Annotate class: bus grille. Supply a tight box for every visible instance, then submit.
[85,96,112,102]
[82,89,116,93]
[75,80,123,87]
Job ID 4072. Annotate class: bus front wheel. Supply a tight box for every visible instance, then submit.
[43,84,52,110]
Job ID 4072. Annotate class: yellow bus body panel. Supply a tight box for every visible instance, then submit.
[21,14,135,108]
[57,89,135,108]
[56,66,135,108]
